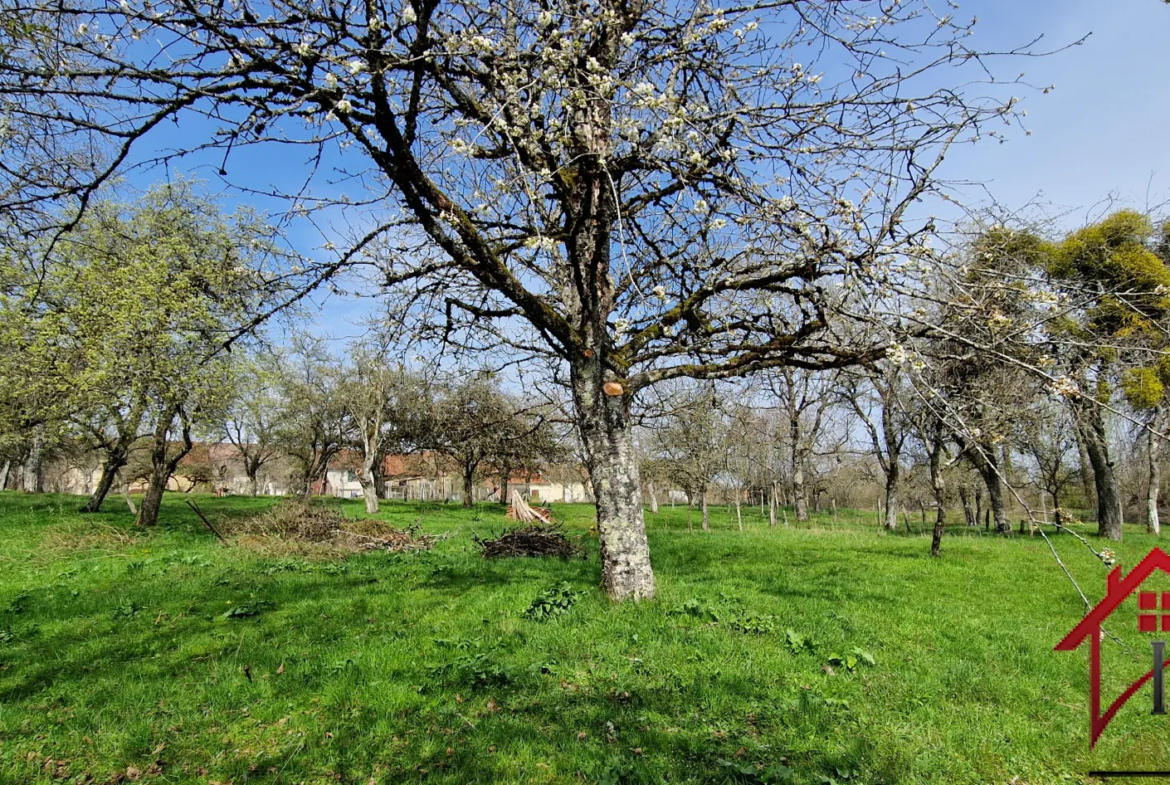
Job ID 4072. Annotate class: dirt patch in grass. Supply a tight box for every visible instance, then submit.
[222,500,438,557]
[473,523,584,559]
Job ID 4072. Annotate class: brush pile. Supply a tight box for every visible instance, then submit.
[225,500,437,554]
[473,523,584,559]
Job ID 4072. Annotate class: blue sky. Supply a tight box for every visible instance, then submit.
[122,0,1170,345]
[941,0,1170,218]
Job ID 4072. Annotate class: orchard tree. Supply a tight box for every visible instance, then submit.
[841,364,909,531]
[0,182,280,523]
[652,383,724,531]
[421,374,554,508]
[1047,211,1170,540]
[273,343,348,498]
[0,0,1049,598]
[222,354,286,497]
[337,346,425,513]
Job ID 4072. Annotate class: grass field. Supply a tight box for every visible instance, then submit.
[2,492,1170,784]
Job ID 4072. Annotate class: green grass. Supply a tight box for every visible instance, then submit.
[0,492,1168,784]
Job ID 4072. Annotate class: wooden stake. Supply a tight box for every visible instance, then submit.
[186,499,228,545]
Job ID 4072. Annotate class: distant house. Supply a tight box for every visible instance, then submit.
[319,450,590,504]
[41,441,588,503]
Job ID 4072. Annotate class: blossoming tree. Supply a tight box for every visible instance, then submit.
[0,0,1044,598]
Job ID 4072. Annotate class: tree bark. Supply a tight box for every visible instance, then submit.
[1076,423,1098,510]
[647,482,658,514]
[81,449,128,513]
[359,451,380,514]
[1149,413,1162,536]
[700,488,710,531]
[462,464,475,508]
[0,460,9,491]
[928,432,947,557]
[768,484,777,527]
[572,366,655,601]
[734,492,742,531]
[792,462,809,522]
[137,406,192,528]
[1073,396,1122,540]
[883,465,900,531]
[959,484,976,526]
[967,446,1008,533]
[22,426,44,493]
[243,453,262,497]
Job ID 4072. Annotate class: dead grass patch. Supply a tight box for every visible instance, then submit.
[222,500,438,557]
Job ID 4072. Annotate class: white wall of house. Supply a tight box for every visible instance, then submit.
[324,469,365,499]
[526,481,591,503]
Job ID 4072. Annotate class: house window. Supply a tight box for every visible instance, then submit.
[346,470,356,483]
[1138,592,1170,632]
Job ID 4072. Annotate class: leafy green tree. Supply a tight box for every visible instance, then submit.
[0,181,282,523]
[1047,211,1170,540]
[336,347,427,513]
[222,353,287,497]
[273,343,348,499]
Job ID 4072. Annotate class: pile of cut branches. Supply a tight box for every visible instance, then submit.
[222,500,437,555]
[473,523,584,559]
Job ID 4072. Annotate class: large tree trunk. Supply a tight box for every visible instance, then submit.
[243,454,261,497]
[358,451,380,514]
[959,484,976,526]
[700,489,710,531]
[572,366,655,601]
[80,449,127,513]
[462,464,475,508]
[0,460,9,491]
[1149,414,1162,536]
[647,482,658,514]
[137,407,192,528]
[1073,397,1122,540]
[768,484,777,527]
[22,427,44,493]
[928,433,947,557]
[883,463,900,532]
[969,446,1008,533]
[1076,424,1098,511]
[792,462,809,522]
[359,475,379,514]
